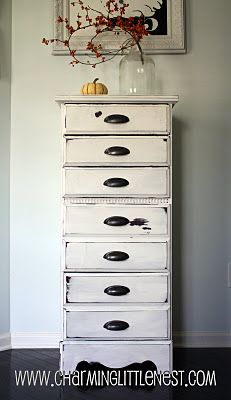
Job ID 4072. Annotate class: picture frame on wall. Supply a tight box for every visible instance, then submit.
[53,0,186,55]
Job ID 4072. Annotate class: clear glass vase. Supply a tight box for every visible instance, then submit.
[119,47,155,95]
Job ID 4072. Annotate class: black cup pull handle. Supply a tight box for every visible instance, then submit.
[103,178,129,188]
[104,114,129,124]
[104,146,130,156]
[104,285,130,296]
[103,320,129,331]
[104,216,129,227]
[103,251,129,261]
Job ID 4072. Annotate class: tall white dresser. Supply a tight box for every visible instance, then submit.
[56,95,178,373]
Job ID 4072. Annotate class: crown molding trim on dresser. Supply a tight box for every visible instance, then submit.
[55,95,179,105]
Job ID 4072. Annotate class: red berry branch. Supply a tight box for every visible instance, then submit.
[42,0,149,67]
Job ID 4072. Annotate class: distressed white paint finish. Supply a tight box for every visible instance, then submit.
[65,205,169,236]
[65,136,169,166]
[65,308,169,339]
[58,96,177,371]
[65,167,169,197]
[61,341,171,372]
[65,104,170,133]
[65,273,168,303]
[65,241,168,271]
[64,235,169,243]
[64,303,169,311]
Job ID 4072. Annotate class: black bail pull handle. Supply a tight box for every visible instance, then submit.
[103,251,129,262]
[104,114,129,124]
[104,216,129,227]
[103,320,129,331]
[104,285,130,296]
[103,178,129,188]
[104,146,130,156]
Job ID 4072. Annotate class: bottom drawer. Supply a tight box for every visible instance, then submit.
[60,341,172,373]
[65,305,169,339]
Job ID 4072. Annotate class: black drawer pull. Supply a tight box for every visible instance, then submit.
[104,216,129,226]
[104,114,129,124]
[104,146,130,156]
[103,178,129,188]
[104,285,130,296]
[103,251,129,261]
[103,320,129,331]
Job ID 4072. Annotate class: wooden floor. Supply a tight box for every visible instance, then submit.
[0,348,230,399]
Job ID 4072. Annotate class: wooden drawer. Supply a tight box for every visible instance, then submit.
[65,136,170,166]
[64,305,169,339]
[65,205,169,237]
[65,241,168,271]
[65,273,168,303]
[65,104,170,133]
[60,340,172,372]
[64,167,169,197]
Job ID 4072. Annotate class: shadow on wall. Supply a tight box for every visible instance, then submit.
[0,0,12,81]
[172,116,187,333]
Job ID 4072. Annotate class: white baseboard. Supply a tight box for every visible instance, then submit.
[173,331,231,348]
[11,333,61,349]
[6,331,231,349]
[0,333,11,351]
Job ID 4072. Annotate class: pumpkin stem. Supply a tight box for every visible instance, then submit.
[93,78,99,84]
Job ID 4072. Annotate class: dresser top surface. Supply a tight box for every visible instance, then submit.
[55,95,179,106]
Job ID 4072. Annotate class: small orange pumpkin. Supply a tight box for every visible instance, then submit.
[81,78,108,95]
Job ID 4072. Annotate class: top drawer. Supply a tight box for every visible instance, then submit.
[65,104,170,133]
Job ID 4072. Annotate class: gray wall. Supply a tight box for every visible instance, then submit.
[0,0,11,336]
[9,0,231,345]
[170,0,231,337]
